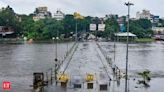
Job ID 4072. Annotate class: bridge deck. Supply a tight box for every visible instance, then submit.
[43,41,114,92]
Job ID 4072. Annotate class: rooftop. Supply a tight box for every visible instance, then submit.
[115,32,137,37]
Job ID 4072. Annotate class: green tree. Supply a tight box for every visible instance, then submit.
[129,19,153,38]
[63,14,76,34]
[104,16,119,39]
[0,6,21,35]
[19,15,34,36]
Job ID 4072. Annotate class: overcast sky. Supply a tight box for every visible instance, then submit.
[0,0,164,18]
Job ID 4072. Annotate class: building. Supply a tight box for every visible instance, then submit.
[117,16,126,32]
[33,6,51,21]
[0,26,15,38]
[136,10,151,20]
[151,16,160,27]
[117,17,125,24]
[36,7,48,13]
[53,9,65,20]
[136,9,160,26]
[152,27,164,40]
[114,32,137,41]
[152,27,164,35]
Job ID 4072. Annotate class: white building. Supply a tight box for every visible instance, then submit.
[136,10,151,20]
[33,6,51,21]
[136,10,160,26]
[114,32,137,41]
[54,10,65,20]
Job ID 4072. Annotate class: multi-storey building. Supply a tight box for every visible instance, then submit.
[53,9,65,20]
[136,9,160,27]
[136,10,151,19]
[33,6,51,21]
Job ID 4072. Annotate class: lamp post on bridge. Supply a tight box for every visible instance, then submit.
[125,2,134,92]
[75,21,78,42]
[54,30,59,86]
[74,12,84,42]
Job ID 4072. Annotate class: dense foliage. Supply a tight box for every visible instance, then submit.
[104,16,119,39]
[129,19,153,38]
[0,6,22,35]
[0,6,93,40]
[0,6,155,40]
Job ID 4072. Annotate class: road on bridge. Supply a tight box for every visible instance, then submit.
[43,41,119,92]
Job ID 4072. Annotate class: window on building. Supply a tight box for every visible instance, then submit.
[100,84,108,91]
[87,83,93,89]
[61,82,67,88]
[74,84,81,88]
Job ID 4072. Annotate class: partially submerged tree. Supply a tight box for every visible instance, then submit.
[137,70,151,88]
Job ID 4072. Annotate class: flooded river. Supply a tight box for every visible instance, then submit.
[0,41,164,92]
[0,42,74,92]
[99,41,164,92]
[99,41,164,76]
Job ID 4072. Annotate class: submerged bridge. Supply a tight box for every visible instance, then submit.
[33,41,123,92]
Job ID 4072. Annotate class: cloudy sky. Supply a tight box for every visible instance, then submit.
[0,0,164,17]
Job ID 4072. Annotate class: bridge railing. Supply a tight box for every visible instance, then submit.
[32,42,77,91]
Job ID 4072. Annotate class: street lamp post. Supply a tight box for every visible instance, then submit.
[54,30,59,86]
[75,21,78,42]
[66,41,68,56]
[66,33,69,56]
[125,2,134,92]
[74,12,84,42]
[55,30,59,61]
[52,36,58,85]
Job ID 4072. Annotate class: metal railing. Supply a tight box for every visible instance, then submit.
[96,42,123,79]
[32,42,77,91]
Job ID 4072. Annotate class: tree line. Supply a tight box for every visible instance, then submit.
[0,6,155,40]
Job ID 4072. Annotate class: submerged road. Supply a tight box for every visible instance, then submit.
[43,41,115,92]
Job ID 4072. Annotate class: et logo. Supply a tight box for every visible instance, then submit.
[2,81,11,90]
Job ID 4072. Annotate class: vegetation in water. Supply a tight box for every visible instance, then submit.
[137,70,151,88]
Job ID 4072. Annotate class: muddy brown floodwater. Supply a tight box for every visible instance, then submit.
[0,42,74,92]
[0,41,164,92]
[99,41,164,92]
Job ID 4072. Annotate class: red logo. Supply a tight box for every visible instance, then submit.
[2,81,11,90]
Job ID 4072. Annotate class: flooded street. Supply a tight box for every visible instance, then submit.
[0,41,164,92]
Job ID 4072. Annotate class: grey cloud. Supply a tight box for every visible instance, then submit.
[0,0,164,17]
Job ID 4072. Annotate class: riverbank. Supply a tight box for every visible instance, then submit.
[0,38,24,44]
[33,38,73,43]
[107,38,155,43]
[134,38,155,43]
[0,38,74,44]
